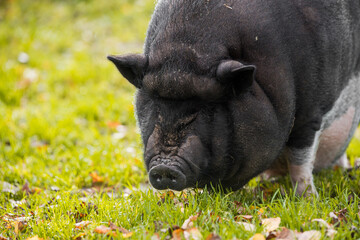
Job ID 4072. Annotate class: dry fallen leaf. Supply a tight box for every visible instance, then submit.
[151,233,161,240]
[122,232,133,238]
[75,221,92,229]
[109,221,130,233]
[296,230,321,240]
[237,222,256,232]
[311,218,331,228]
[266,230,279,239]
[89,172,105,184]
[106,121,121,129]
[73,232,86,240]
[181,214,199,229]
[252,233,266,240]
[94,225,112,234]
[276,228,296,240]
[235,215,253,222]
[109,222,133,238]
[93,222,132,238]
[12,221,27,234]
[26,236,44,240]
[261,217,281,232]
[258,208,266,216]
[326,229,338,239]
[21,180,41,195]
[205,233,221,240]
[184,228,202,240]
[311,219,337,239]
[329,212,338,224]
[234,201,246,214]
[172,228,184,240]
[0,235,8,240]
[158,191,176,205]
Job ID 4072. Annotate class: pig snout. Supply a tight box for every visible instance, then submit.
[148,159,186,191]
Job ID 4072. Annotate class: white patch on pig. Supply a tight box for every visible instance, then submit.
[288,131,321,196]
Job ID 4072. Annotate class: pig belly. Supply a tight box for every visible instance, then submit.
[314,74,360,171]
[314,106,355,170]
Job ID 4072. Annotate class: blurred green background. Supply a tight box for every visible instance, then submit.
[0,0,156,189]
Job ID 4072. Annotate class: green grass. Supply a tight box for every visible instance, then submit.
[0,0,359,239]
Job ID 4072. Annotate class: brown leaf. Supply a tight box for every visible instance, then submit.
[94,225,112,234]
[73,232,86,240]
[258,207,266,217]
[122,232,133,238]
[261,218,281,233]
[235,215,253,222]
[252,233,266,240]
[12,221,27,234]
[335,208,348,223]
[205,233,221,240]
[184,228,202,240]
[311,219,337,239]
[157,191,176,205]
[181,214,200,229]
[276,228,296,240]
[326,229,337,239]
[151,233,161,240]
[21,180,41,195]
[89,172,105,184]
[26,236,44,240]
[172,228,184,240]
[0,235,9,240]
[295,230,321,240]
[329,212,338,225]
[22,180,31,194]
[234,201,246,214]
[109,221,129,233]
[237,222,256,232]
[266,230,279,240]
[1,214,29,235]
[106,121,121,129]
[75,221,92,229]
[312,218,331,228]
[109,221,132,237]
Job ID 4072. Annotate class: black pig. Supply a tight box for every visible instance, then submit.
[108,0,360,195]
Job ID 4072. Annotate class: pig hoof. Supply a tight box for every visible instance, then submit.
[334,154,351,169]
[149,165,186,191]
[294,181,318,197]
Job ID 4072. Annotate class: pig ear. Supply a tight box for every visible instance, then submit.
[107,54,147,88]
[216,60,256,92]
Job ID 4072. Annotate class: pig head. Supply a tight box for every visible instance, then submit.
[107,49,289,191]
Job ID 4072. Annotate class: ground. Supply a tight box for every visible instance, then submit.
[0,0,359,239]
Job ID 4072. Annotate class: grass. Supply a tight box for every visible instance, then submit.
[0,0,359,239]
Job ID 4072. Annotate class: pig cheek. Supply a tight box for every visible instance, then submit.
[177,135,208,177]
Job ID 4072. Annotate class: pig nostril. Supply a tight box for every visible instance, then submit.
[154,174,162,182]
[169,175,177,182]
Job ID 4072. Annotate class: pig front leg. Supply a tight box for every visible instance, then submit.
[286,128,322,196]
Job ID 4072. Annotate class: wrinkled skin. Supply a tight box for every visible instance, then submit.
[109,0,360,194]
